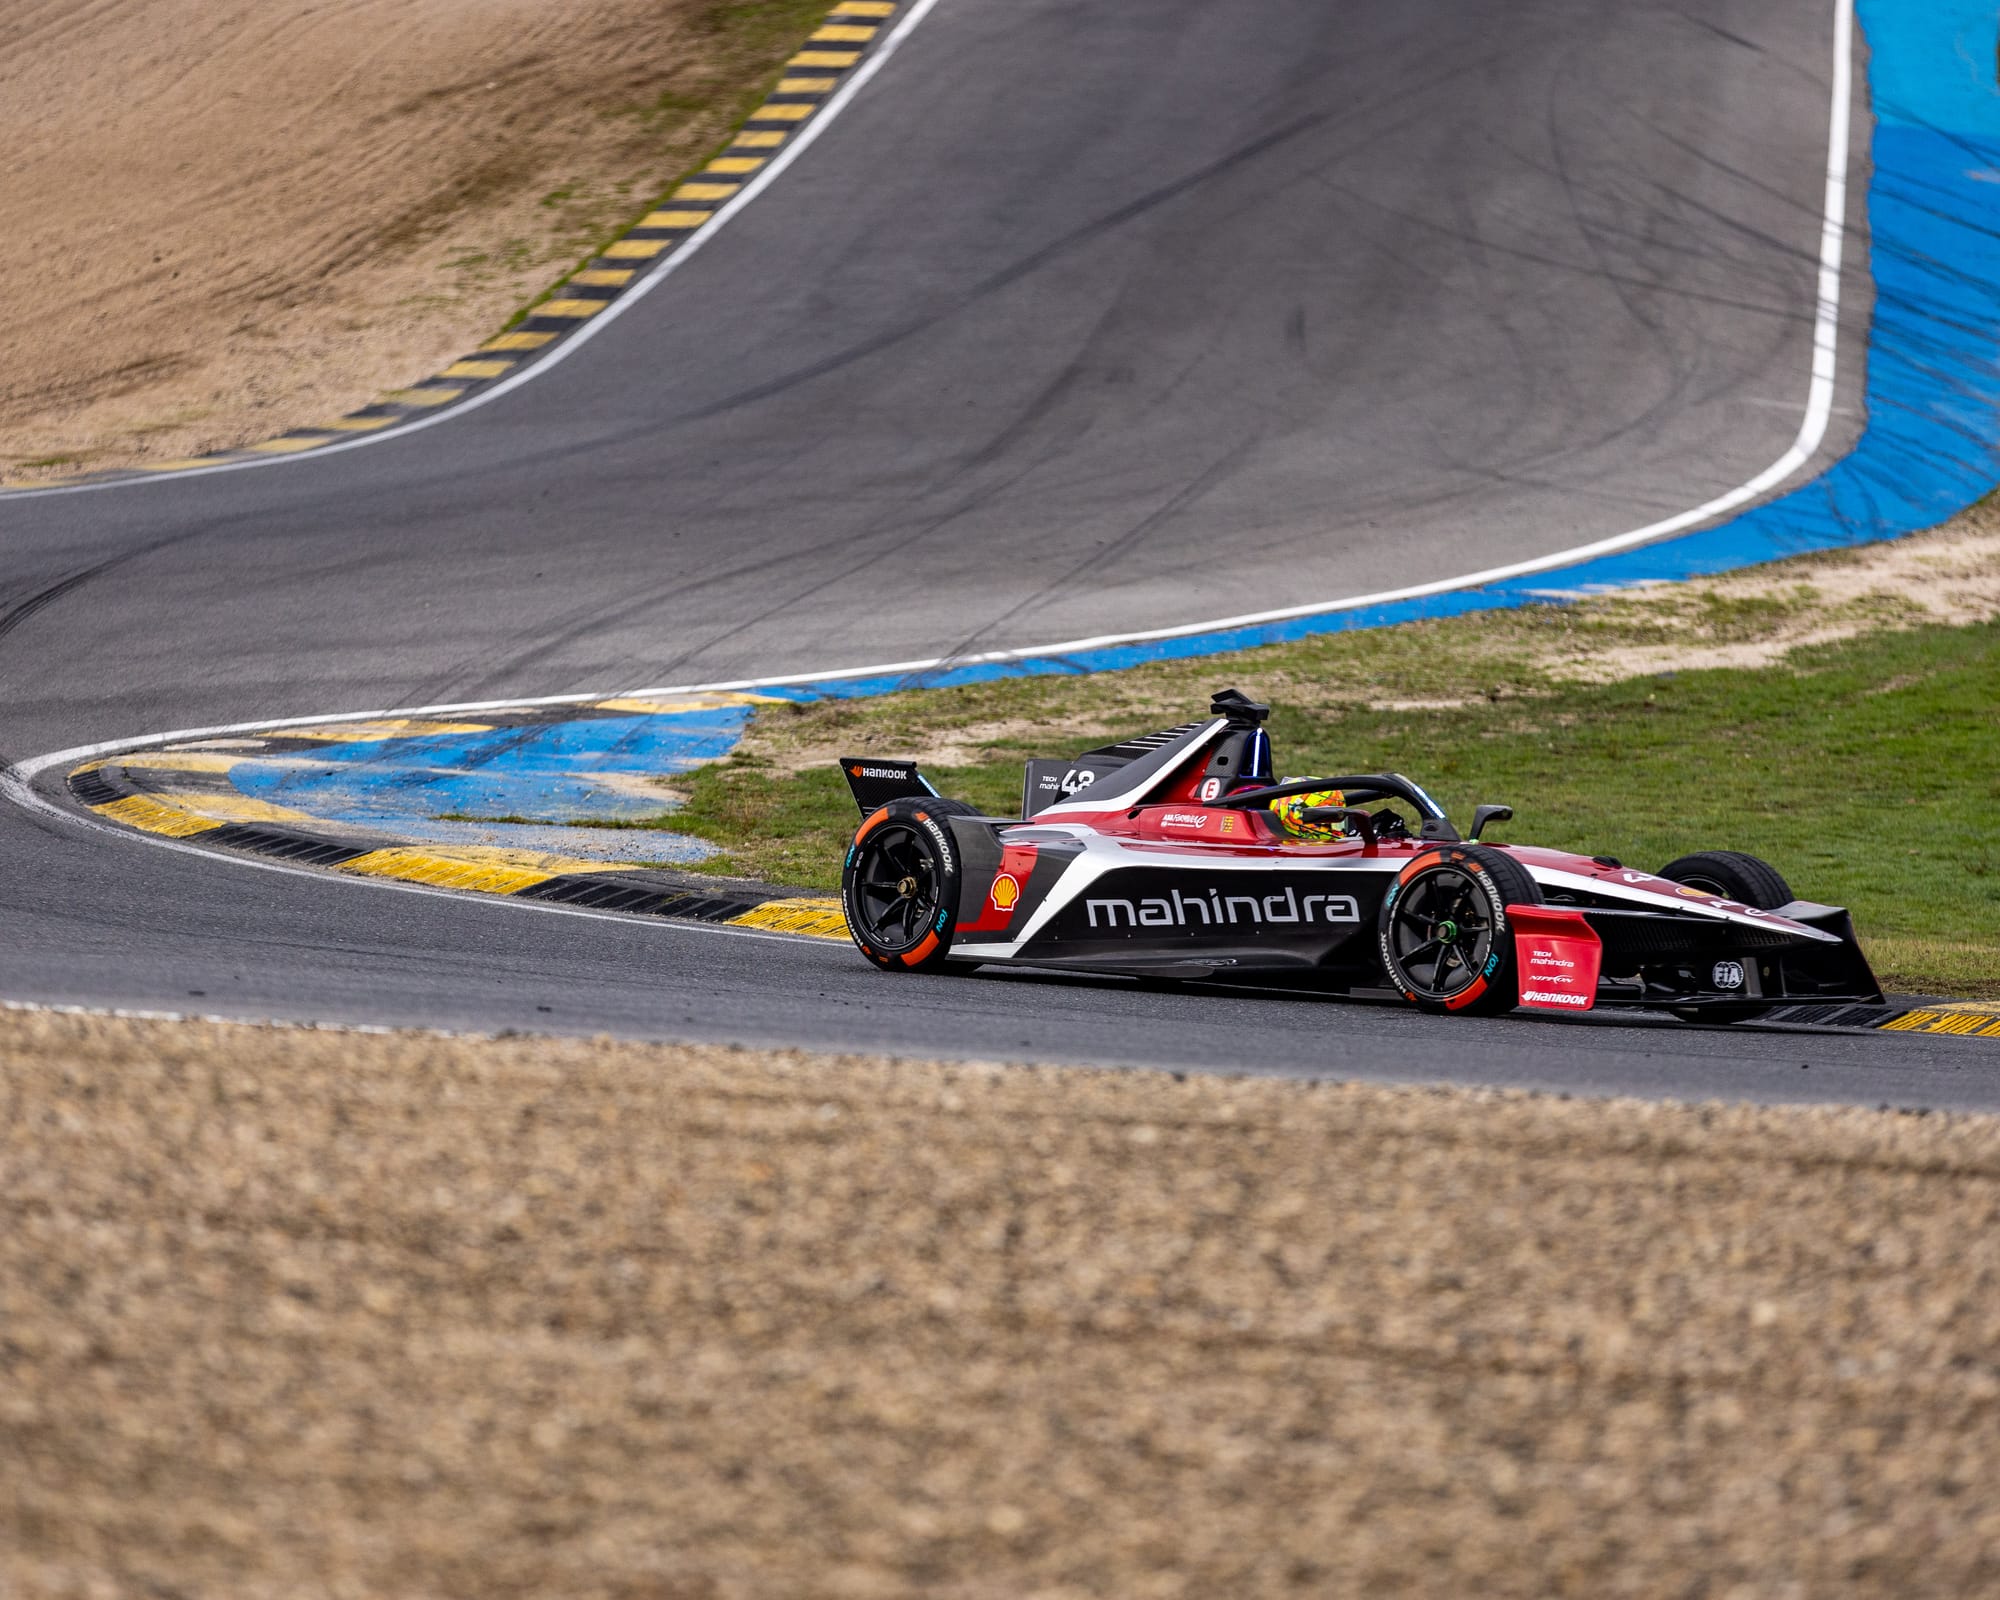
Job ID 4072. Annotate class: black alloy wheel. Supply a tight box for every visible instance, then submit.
[841,797,979,971]
[853,820,943,948]
[1377,845,1540,1015]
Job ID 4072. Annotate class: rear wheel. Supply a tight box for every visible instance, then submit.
[1656,849,1793,910]
[1378,845,1541,1015]
[841,797,983,972]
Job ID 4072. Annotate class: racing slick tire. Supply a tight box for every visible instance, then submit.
[842,797,984,973]
[1656,849,1793,910]
[1378,845,1542,1016]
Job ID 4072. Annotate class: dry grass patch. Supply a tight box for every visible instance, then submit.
[5,1007,2000,1598]
[0,0,833,479]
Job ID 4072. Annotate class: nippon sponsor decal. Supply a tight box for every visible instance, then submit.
[1082,883,1360,932]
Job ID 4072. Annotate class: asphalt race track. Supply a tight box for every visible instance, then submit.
[10,0,1992,1107]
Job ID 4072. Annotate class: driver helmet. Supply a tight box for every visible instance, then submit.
[1270,784,1350,842]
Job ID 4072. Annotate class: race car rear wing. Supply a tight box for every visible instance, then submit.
[838,757,938,814]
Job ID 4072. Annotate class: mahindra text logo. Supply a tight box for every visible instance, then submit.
[1084,886,1359,930]
[1530,954,1575,968]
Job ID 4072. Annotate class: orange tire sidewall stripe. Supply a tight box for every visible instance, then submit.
[1443,974,1490,1011]
[1399,850,1444,883]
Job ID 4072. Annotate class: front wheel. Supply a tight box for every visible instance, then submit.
[841,797,982,972]
[1656,849,1793,910]
[1378,845,1541,1015]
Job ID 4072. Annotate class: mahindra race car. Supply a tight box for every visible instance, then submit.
[836,689,1880,1019]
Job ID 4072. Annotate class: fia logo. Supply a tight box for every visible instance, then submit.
[1711,960,1745,991]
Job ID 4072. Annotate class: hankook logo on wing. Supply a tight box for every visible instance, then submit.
[1084,884,1360,930]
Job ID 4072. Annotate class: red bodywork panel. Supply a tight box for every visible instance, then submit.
[960,842,1042,934]
[1509,905,1603,1012]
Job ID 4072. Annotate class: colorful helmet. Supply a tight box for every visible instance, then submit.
[1270,786,1349,842]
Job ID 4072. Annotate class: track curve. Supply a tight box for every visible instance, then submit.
[11,0,1979,1107]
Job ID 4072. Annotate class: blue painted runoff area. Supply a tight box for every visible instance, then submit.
[215,2,2000,842]
[228,709,752,861]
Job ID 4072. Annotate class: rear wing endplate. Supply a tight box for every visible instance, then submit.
[837,757,938,815]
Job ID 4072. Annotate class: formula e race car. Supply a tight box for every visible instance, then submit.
[836,689,1881,1019]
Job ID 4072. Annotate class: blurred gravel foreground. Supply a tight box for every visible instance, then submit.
[4,1010,1999,1598]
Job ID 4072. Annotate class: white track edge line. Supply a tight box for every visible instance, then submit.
[2,0,946,506]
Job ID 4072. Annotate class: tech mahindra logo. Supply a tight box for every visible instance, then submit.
[1084,885,1360,930]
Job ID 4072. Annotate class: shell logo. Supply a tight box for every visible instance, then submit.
[989,873,1021,912]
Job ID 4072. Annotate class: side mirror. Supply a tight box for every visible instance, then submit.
[1469,803,1513,841]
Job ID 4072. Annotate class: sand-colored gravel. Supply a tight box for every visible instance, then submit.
[4,1006,1999,1598]
[0,0,818,481]
[1542,496,2000,681]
